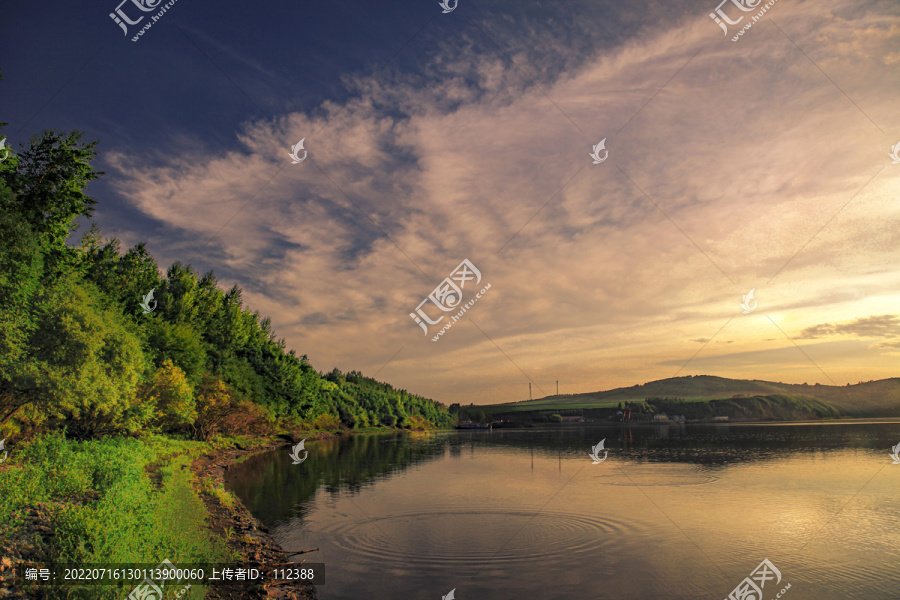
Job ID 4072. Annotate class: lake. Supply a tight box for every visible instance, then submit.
[225,423,900,599]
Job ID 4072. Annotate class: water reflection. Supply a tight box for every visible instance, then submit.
[225,422,900,600]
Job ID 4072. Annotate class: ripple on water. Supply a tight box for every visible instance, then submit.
[318,508,638,570]
[588,462,721,486]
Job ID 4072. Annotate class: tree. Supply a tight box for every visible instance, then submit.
[24,276,148,437]
[192,376,241,441]
[139,360,196,431]
[144,319,208,385]
[4,130,102,280]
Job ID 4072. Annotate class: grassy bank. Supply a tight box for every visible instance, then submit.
[0,431,279,599]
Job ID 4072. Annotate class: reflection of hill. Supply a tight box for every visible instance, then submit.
[224,433,446,526]
[462,422,900,467]
[484,375,900,417]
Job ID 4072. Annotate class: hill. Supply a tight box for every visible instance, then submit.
[0,129,451,439]
[480,375,900,419]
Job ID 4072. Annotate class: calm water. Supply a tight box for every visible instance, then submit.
[225,423,900,600]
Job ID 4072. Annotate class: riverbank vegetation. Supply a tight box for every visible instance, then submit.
[0,125,450,597]
[0,128,451,441]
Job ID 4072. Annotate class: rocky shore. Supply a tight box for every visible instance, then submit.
[190,438,325,600]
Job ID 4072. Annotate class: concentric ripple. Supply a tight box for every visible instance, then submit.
[318,508,634,569]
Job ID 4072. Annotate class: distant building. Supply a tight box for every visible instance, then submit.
[652,413,669,422]
[561,416,583,422]
[712,416,729,422]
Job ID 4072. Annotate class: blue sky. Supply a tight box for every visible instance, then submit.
[2,0,899,404]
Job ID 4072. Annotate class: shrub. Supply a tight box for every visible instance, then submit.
[191,376,239,441]
[138,360,196,432]
[313,414,341,430]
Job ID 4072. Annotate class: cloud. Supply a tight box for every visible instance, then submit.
[103,0,900,402]
[799,314,900,339]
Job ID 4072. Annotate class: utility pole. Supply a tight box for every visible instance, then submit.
[556,380,559,396]
[529,383,532,400]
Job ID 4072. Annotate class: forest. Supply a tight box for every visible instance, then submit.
[0,127,452,442]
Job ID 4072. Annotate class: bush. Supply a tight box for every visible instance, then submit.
[220,401,272,437]
[138,360,196,432]
[192,376,239,441]
[313,414,341,430]
[403,415,434,430]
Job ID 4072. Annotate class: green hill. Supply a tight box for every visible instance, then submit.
[0,129,451,440]
[481,375,900,419]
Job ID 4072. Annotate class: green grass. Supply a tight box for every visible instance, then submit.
[0,431,232,599]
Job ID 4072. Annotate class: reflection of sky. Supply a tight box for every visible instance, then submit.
[272,435,900,600]
[4,0,899,403]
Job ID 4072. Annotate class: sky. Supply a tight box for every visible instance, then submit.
[2,0,898,405]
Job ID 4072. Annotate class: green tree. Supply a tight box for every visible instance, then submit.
[4,131,102,280]
[26,277,148,437]
[139,360,196,431]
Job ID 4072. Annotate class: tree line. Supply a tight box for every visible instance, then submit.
[0,127,451,439]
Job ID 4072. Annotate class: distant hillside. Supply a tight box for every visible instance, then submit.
[483,375,900,418]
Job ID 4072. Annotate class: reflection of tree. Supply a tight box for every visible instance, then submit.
[225,433,447,526]
[228,423,899,526]
[455,423,897,468]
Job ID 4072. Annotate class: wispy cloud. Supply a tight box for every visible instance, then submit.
[104,0,900,402]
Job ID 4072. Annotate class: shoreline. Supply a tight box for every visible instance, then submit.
[190,432,339,600]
